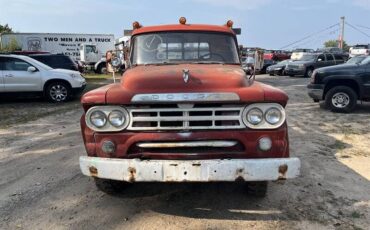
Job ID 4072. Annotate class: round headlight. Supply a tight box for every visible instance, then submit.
[246,108,263,125]
[265,108,282,125]
[108,110,125,127]
[90,111,107,128]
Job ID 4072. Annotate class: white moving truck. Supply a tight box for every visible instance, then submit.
[0,33,115,73]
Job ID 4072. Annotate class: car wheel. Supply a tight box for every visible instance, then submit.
[289,74,294,77]
[325,86,357,113]
[94,178,130,195]
[304,67,314,78]
[96,63,107,74]
[245,181,268,197]
[269,73,274,76]
[45,81,71,102]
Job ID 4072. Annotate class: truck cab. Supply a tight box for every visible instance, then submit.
[79,43,107,74]
[79,18,301,197]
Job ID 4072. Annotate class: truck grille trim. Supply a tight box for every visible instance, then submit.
[127,106,246,130]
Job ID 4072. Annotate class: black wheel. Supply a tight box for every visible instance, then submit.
[94,178,130,195]
[45,81,71,102]
[96,63,107,74]
[269,73,274,76]
[313,99,320,103]
[304,67,314,78]
[245,181,268,197]
[289,74,294,77]
[325,86,357,113]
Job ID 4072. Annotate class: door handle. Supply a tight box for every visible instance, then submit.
[5,74,14,77]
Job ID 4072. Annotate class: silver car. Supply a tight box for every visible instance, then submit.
[0,54,86,102]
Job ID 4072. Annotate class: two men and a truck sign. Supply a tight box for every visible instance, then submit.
[0,33,115,73]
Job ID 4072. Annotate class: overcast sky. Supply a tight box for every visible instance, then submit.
[1,0,370,49]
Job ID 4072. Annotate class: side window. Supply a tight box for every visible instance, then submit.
[334,54,344,62]
[0,57,4,70]
[3,57,32,71]
[326,54,334,61]
[318,54,325,62]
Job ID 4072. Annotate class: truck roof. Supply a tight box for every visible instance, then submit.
[132,24,236,36]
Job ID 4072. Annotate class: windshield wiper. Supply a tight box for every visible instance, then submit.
[191,61,225,64]
[143,62,179,66]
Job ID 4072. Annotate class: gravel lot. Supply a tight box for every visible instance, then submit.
[0,75,369,230]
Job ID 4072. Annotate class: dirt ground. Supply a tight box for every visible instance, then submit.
[0,75,369,230]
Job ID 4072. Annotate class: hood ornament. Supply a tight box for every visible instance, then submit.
[182,69,189,83]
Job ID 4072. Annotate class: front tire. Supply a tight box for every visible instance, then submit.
[325,86,357,113]
[45,81,71,102]
[304,67,314,78]
[94,178,130,195]
[245,181,268,197]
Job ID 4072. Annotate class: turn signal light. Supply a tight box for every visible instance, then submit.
[132,21,141,29]
[179,17,187,25]
[226,20,233,28]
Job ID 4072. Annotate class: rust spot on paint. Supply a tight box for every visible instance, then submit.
[89,166,98,177]
[278,164,288,180]
[128,167,136,182]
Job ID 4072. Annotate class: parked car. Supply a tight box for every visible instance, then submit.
[79,18,301,197]
[266,59,292,76]
[285,53,345,77]
[0,54,86,102]
[264,50,290,61]
[307,56,370,112]
[29,54,81,72]
[318,47,344,54]
[291,48,314,60]
[349,44,370,57]
[260,59,276,74]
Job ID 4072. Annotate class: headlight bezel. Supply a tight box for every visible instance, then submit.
[86,106,130,132]
[242,103,286,129]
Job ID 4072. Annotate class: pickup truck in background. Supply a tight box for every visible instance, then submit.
[349,44,370,58]
[307,55,370,113]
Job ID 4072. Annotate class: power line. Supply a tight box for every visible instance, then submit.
[356,24,370,30]
[279,23,340,49]
[345,22,370,38]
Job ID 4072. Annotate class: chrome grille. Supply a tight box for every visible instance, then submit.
[127,105,246,131]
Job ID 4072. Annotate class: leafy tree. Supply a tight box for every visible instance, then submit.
[1,37,21,51]
[0,23,21,51]
[0,23,13,33]
[324,39,349,52]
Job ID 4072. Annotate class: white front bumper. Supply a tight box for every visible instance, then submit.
[80,156,301,182]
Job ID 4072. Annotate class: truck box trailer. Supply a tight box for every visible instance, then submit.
[0,33,115,73]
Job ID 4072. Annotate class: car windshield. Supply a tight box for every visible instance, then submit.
[360,56,370,64]
[278,60,289,65]
[347,56,367,64]
[131,32,240,65]
[298,54,317,61]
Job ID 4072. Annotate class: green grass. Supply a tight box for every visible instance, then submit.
[84,73,121,80]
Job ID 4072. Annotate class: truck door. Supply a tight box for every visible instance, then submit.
[363,63,370,99]
[2,57,42,92]
[325,54,336,66]
[0,57,4,92]
[85,45,99,64]
[316,54,327,68]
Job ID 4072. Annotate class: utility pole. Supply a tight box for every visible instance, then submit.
[339,16,345,49]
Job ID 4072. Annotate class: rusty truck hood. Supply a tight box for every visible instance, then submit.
[81,64,288,106]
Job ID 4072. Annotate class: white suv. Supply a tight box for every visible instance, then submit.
[0,54,86,102]
[349,44,370,58]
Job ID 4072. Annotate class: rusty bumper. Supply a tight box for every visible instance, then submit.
[80,156,300,182]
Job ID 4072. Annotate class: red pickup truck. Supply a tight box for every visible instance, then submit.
[79,18,300,197]
[264,50,290,61]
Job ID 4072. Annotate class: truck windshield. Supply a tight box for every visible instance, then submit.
[131,32,240,65]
